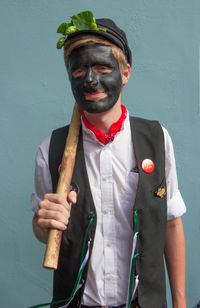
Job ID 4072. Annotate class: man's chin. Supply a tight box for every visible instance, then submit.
[80,99,116,114]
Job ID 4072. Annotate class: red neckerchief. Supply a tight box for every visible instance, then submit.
[82,105,127,145]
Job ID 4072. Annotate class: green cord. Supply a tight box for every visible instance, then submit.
[133,210,138,235]
[127,210,139,308]
[29,303,52,308]
[67,212,95,303]
[80,211,95,263]
[128,253,139,308]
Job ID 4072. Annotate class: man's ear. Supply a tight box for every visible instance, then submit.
[122,64,131,86]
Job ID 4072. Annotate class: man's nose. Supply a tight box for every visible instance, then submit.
[84,67,98,88]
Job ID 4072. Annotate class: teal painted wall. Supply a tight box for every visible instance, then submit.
[0,0,199,307]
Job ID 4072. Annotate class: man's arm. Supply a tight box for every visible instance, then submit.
[164,217,186,308]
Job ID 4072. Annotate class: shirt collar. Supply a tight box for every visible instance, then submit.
[81,105,128,145]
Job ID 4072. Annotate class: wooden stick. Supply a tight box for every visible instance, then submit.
[43,103,82,270]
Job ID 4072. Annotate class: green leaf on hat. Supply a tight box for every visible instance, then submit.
[71,11,94,30]
[56,10,107,49]
[57,23,68,35]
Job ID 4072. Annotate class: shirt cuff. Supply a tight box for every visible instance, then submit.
[167,189,187,220]
[30,193,41,213]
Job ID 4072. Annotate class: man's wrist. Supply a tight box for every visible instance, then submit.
[172,295,187,308]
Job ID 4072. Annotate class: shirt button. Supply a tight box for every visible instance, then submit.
[107,243,111,247]
[103,208,109,214]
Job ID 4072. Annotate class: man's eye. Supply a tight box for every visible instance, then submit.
[94,65,112,73]
[72,68,86,78]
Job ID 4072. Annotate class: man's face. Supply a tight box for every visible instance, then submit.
[68,44,122,113]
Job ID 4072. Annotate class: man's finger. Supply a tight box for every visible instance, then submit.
[68,190,77,204]
[38,218,67,231]
[43,193,68,206]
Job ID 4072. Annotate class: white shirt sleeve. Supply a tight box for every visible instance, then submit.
[30,136,52,213]
[163,127,187,220]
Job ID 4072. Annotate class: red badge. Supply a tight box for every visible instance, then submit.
[141,159,155,173]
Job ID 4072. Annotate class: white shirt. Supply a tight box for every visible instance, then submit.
[31,113,186,306]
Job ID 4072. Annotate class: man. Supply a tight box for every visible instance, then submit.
[31,11,186,308]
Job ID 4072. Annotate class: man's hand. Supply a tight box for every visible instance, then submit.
[32,191,77,243]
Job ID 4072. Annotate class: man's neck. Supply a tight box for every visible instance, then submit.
[83,100,122,134]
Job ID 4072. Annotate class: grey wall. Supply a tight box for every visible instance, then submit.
[0,0,199,307]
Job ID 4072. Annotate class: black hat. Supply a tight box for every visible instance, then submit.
[66,18,132,66]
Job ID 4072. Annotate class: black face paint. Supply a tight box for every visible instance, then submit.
[68,45,122,113]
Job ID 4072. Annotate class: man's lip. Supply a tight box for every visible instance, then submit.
[84,91,107,101]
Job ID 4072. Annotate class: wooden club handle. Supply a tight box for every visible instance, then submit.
[43,103,82,269]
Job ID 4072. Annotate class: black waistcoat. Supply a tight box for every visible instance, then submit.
[49,117,167,308]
